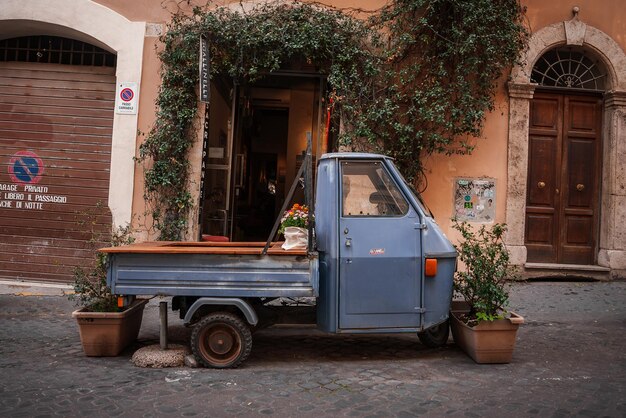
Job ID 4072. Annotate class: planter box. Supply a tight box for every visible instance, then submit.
[72,299,148,356]
[450,310,524,364]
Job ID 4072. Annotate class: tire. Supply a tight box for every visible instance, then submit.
[418,320,450,348]
[191,312,252,368]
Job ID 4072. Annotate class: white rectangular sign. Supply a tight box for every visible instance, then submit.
[115,82,139,115]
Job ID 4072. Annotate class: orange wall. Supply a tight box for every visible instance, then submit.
[523,0,626,50]
[94,0,388,23]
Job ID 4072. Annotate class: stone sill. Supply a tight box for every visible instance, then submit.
[524,263,610,272]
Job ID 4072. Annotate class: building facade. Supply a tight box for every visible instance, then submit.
[1,0,624,282]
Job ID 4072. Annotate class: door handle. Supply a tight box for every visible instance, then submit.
[576,183,585,192]
[537,181,546,189]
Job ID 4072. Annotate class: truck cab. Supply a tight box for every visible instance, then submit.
[315,153,456,334]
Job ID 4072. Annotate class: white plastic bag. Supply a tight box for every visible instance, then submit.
[282,227,308,250]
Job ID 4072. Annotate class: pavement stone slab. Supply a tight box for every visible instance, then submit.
[0,282,624,417]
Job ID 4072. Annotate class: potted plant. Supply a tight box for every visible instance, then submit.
[69,221,147,356]
[449,220,524,364]
[279,203,312,250]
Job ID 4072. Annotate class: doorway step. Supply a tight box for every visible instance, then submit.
[522,263,610,281]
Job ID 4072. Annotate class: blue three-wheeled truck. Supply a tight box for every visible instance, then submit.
[102,152,457,368]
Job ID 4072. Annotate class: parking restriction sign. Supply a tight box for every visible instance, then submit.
[115,82,139,114]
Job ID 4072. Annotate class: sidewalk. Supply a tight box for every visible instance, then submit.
[0,281,624,417]
[0,279,71,296]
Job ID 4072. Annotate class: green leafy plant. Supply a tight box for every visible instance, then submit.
[452,220,518,325]
[368,0,529,184]
[141,1,528,239]
[69,221,135,313]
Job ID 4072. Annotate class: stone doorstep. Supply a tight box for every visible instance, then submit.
[521,263,611,281]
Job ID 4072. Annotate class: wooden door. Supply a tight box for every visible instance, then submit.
[525,92,602,265]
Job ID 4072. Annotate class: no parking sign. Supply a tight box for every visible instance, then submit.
[8,151,44,184]
[115,82,139,114]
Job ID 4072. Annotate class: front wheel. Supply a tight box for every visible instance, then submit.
[418,320,450,348]
[191,312,252,368]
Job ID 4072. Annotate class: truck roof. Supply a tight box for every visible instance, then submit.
[320,152,393,161]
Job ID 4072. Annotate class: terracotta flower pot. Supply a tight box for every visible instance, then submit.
[450,310,524,364]
[72,299,148,356]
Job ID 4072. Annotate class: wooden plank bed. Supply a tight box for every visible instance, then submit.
[100,241,309,256]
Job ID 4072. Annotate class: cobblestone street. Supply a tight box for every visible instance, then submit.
[0,281,624,417]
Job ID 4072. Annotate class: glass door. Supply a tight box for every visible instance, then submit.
[202,84,237,239]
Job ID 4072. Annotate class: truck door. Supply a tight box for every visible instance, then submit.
[338,160,421,330]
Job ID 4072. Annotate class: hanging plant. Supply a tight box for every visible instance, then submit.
[139,0,528,240]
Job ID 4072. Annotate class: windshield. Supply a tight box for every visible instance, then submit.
[395,169,434,218]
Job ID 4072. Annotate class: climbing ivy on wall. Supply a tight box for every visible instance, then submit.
[370,0,529,176]
[139,0,528,240]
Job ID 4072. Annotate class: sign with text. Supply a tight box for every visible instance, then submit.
[2,150,68,211]
[115,82,139,114]
[199,35,210,103]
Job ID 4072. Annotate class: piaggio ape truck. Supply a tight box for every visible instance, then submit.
[102,148,457,368]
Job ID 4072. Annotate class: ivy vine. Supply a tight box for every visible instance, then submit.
[139,0,528,240]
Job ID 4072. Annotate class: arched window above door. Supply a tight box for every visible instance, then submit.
[0,35,116,67]
[531,47,607,91]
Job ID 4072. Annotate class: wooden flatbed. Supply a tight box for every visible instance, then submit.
[100,241,308,256]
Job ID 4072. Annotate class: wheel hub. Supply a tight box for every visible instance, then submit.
[208,330,234,355]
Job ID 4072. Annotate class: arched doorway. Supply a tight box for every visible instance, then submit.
[505,16,626,276]
[0,0,146,281]
[525,47,605,265]
[1,0,146,230]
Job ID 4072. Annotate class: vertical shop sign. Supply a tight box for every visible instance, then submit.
[199,35,210,103]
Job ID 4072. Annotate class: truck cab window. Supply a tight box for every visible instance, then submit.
[341,161,409,217]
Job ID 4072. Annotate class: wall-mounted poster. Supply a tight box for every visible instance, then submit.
[453,178,496,223]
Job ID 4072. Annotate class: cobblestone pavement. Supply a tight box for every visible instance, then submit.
[0,281,624,417]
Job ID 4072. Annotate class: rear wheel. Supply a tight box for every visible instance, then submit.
[418,320,450,348]
[191,312,252,368]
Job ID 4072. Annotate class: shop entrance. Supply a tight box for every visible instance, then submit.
[201,74,326,242]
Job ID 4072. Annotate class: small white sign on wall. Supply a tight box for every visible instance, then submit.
[115,82,139,115]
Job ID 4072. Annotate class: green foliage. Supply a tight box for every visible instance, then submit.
[141,0,528,238]
[368,0,529,183]
[452,220,518,325]
[69,217,135,312]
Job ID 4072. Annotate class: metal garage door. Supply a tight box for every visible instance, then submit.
[0,36,116,283]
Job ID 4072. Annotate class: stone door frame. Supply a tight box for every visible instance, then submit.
[506,17,626,274]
